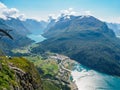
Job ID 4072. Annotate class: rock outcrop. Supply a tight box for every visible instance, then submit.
[0,56,43,90]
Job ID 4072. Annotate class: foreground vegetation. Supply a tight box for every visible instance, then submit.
[25,56,59,77]
[0,57,16,89]
[0,56,42,90]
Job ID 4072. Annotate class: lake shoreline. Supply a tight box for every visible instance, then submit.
[49,53,78,90]
[71,62,120,90]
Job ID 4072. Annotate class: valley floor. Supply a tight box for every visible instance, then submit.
[24,52,78,90]
[12,44,78,89]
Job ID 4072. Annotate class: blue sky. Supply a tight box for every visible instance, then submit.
[0,0,120,23]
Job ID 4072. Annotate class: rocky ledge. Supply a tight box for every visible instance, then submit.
[0,56,43,90]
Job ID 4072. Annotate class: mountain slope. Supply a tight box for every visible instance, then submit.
[0,18,30,36]
[0,54,43,90]
[0,18,34,53]
[22,19,47,35]
[43,15,115,38]
[32,15,120,76]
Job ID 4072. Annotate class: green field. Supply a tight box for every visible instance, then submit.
[25,56,59,77]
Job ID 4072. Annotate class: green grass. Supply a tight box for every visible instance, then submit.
[8,57,30,72]
[0,56,42,89]
[38,60,58,76]
[43,80,60,90]
[25,56,59,77]
[25,55,73,90]
[12,49,29,54]
[25,56,66,90]
[8,57,42,84]
[0,57,17,89]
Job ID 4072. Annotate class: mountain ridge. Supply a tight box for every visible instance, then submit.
[43,15,115,38]
[0,18,34,54]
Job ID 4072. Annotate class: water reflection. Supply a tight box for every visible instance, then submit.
[71,63,120,90]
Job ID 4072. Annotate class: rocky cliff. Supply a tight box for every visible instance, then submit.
[0,54,43,90]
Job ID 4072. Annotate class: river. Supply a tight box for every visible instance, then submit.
[71,63,120,90]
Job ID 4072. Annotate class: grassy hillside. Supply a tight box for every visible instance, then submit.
[25,56,58,77]
[0,56,43,90]
[0,57,16,90]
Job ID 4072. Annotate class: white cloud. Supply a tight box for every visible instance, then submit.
[60,8,93,16]
[60,8,76,16]
[2,8,19,18]
[116,17,120,23]
[48,8,77,21]
[110,17,120,23]
[82,10,92,15]
[100,16,120,24]
[48,8,93,22]
[0,2,26,20]
[48,8,120,24]
[0,2,119,23]
[18,14,26,21]
[48,14,58,19]
[0,2,7,8]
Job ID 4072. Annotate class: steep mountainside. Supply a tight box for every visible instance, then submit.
[22,19,47,35]
[43,15,114,38]
[0,18,30,36]
[0,18,34,53]
[32,15,120,76]
[0,50,43,90]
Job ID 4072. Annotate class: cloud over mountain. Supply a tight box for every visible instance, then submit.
[60,8,76,16]
[0,2,25,20]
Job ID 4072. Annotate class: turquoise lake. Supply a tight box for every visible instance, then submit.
[27,34,46,43]
[71,63,120,90]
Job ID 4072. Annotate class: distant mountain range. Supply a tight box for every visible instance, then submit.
[32,15,120,76]
[0,18,30,36]
[0,17,47,54]
[22,19,47,35]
